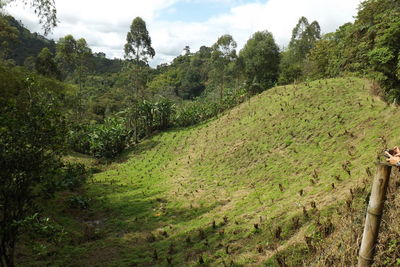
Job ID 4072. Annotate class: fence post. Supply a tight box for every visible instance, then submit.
[358,163,392,267]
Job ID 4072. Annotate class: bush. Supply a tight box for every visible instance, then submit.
[59,163,89,191]
[0,64,67,265]
[67,117,130,159]
[15,213,65,242]
[89,117,130,159]
[67,195,90,209]
[174,87,246,127]
[67,124,92,154]
[174,102,206,127]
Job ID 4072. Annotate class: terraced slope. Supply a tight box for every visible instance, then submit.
[20,77,400,266]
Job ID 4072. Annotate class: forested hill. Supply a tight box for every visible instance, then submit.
[0,15,123,74]
[18,77,400,266]
[1,15,56,65]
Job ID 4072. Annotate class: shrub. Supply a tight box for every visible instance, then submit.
[67,124,93,155]
[67,117,130,159]
[67,195,90,209]
[89,117,130,159]
[174,87,246,127]
[59,163,89,191]
[0,65,67,265]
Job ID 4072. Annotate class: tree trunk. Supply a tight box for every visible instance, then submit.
[1,242,15,267]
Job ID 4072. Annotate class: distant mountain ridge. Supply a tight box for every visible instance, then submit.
[1,15,56,65]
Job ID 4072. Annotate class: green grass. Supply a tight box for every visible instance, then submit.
[17,77,400,266]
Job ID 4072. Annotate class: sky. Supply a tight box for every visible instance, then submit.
[4,0,362,67]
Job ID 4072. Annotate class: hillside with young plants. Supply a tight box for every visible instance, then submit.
[15,77,400,266]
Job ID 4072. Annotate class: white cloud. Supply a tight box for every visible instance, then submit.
[4,0,362,67]
[150,0,361,65]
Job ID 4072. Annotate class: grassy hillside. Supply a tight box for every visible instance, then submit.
[17,77,400,266]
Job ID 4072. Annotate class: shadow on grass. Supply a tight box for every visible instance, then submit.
[91,187,222,234]
[86,195,229,265]
[114,139,161,163]
[113,120,215,164]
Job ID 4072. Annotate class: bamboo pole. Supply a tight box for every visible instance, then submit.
[358,163,392,267]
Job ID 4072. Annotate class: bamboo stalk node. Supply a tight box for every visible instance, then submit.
[367,208,382,216]
[359,255,373,262]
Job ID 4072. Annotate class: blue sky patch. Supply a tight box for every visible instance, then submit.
[159,0,261,22]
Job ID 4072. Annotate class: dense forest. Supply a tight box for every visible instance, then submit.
[1,0,400,266]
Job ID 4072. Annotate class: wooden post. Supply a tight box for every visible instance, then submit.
[358,163,392,267]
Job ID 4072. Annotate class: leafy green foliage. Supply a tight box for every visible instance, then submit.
[175,52,207,99]
[289,17,321,61]
[124,17,155,64]
[55,35,78,74]
[279,17,320,84]
[67,98,176,159]
[88,117,130,159]
[59,163,89,191]
[15,213,65,241]
[210,34,237,102]
[67,124,93,154]
[151,98,176,130]
[147,67,182,98]
[0,16,122,77]
[277,50,303,85]
[239,30,280,93]
[174,101,218,127]
[55,35,92,88]
[125,98,176,138]
[35,47,60,78]
[0,15,19,60]
[89,53,123,74]
[67,195,90,209]
[0,63,66,266]
[0,15,55,64]
[306,0,400,100]
[180,65,205,99]
[121,16,157,142]
[174,87,246,127]
[68,118,129,160]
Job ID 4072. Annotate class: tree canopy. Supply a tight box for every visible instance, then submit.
[239,30,280,93]
[124,17,155,64]
[210,34,237,102]
[306,0,400,100]
[279,16,320,84]
[35,47,59,78]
